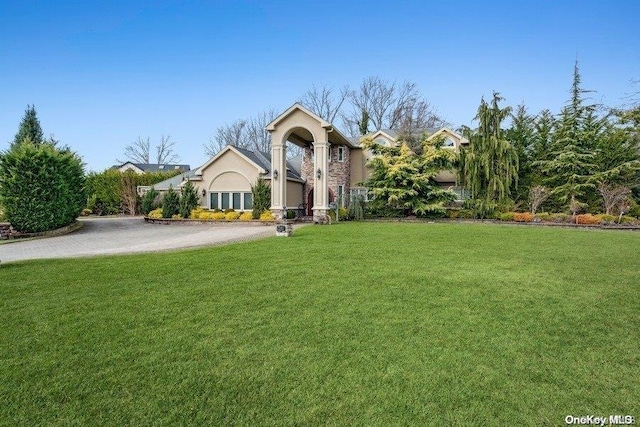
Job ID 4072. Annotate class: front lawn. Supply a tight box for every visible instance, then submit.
[1,223,638,425]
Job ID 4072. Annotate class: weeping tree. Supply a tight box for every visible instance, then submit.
[459,92,519,217]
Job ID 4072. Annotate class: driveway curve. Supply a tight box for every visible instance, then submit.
[0,217,279,263]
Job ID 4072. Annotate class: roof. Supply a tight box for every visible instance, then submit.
[113,162,191,172]
[147,170,197,191]
[194,145,303,182]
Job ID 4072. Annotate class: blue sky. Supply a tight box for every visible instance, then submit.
[1,0,638,172]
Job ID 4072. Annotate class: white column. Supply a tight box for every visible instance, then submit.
[270,140,287,220]
[312,140,329,222]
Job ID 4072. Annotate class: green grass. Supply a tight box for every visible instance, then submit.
[1,223,639,426]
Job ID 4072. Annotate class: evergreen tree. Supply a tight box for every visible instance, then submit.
[251,178,271,218]
[161,186,180,218]
[507,104,536,203]
[459,92,518,217]
[13,105,44,147]
[535,61,597,212]
[362,135,458,216]
[141,187,160,215]
[179,180,199,218]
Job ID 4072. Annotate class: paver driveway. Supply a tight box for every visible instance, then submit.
[0,217,278,263]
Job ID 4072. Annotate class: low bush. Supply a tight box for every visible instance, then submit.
[575,214,600,225]
[338,207,349,220]
[513,212,534,222]
[171,214,182,220]
[224,209,235,214]
[240,212,253,221]
[499,212,515,221]
[620,215,639,224]
[259,210,275,221]
[595,214,616,224]
[81,208,93,216]
[549,213,569,223]
[534,212,552,222]
[225,211,241,220]
[190,207,205,219]
[457,209,475,219]
[212,208,222,213]
[212,212,226,220]
[148,208,163,219]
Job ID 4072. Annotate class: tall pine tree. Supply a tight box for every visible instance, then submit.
[13,105,44,147]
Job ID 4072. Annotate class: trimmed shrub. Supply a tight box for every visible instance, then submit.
[620,215,639,224]
[259,210,275,221]
[535,212,552,222]
[338,207,349,220]
[81,208,92,216]
[549,213,569,223]
[0,141,85,233]
[595,214,616,224]
[190,207,205,219]
[240,212,253,221]
[575,214,600,225]
[148,208,163,219]
[457,209,475,219]
[171,214,182,220]
[212,212,226,220]
[499,212,515,221]
[513,212,534,222]
[225,211,241,220]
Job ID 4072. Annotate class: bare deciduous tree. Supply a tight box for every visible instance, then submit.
[298,84,352,124]
[155,135,180,164]
[119,136,151,164]
[528,185,549,215]
[598,183,631,215]
[120,171,138,215]
[204,109,281,158]
[118,135,180,164]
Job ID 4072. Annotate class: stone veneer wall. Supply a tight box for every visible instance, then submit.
[300,144,351,212]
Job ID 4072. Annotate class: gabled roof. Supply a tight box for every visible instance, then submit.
[194,145,302,182]
[113,162,190,172]
[427,127,469,144]
[147,170,197,191]
[267,103,356,148]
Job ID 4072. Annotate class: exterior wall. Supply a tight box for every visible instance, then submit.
[327,145,350,207]
[286,181,304,208]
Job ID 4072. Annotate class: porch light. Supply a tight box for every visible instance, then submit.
[201,189,206,197]
[273,169,279,180]
[316,168,322,179]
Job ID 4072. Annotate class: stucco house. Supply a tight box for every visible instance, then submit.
[148,103,468,222]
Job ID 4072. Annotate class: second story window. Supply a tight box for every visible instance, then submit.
[338,146,345,162]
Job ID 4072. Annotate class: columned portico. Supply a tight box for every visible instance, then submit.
[266,103,354,223]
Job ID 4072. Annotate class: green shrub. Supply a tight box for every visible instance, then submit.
[456,209,475,219]
[141,187,160,215]
[349,196,365,220]
[162,186,180,218]
[620,215,638,224]
[338,207,349,220]
[327,210,336,221]
[549,213,569,223]
[251,178,271,215]
[595,214,616,224]
[179,181,199,218]
[499,212,515,221]
[285,209,296,220]
[0,141,85,233]
[535,212,552,222]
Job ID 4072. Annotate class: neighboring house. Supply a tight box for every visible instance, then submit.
[147,103,468,221]
[112,162,191,174]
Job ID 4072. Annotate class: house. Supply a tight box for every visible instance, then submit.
[112,162,191,174]
[150,103,468,221]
